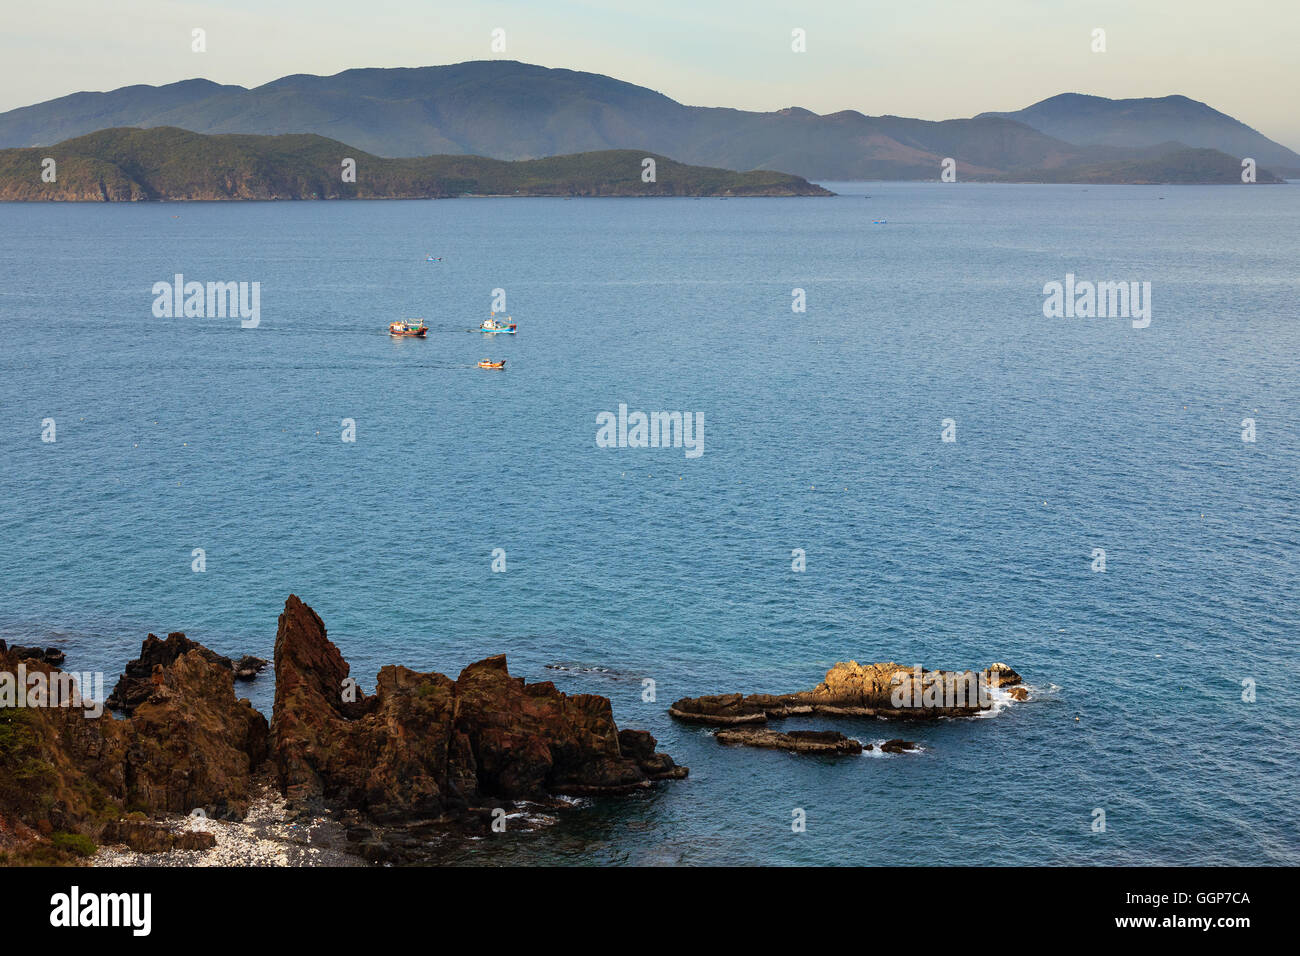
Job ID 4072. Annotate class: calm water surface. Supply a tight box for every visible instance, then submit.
[1,182,1297,865]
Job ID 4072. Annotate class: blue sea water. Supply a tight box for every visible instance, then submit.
[1,182,1297,866]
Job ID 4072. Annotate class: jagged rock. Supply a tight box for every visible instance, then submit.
[0,647,131,850]
[671,661,1025,725]
[455,655,651,797]
[123,648,269,818]
[715,728,863,755]
[107,632,233,713]
[108,633,267,713]
[270,594,686,823]
[174,830,217,851]
[1,634,268,861]
[3,644,65,666]
[4,596,685,863]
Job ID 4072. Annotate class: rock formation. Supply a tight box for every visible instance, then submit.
[3,594,685,863]
[101,819,217,853]
[0,638,268,863]
[714,728,864,755]
[271,595,685,825]
[671,661,1024,725]
[106,632,266,713]
[0,641,65,667]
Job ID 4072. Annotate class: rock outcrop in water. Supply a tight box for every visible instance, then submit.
[106,631,266,714]
[2,595,683,863]
[670,661,1024,725]
[271,595,685,826]
[0,641,65,667]
[715,728,864,755]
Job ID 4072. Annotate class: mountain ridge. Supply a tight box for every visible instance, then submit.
[1,62,1295,181]
[979,92,1300,172]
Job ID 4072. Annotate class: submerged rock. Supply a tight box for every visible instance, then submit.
[715,728,863,755]
[671,661,1025,725]
[879,739,918,754]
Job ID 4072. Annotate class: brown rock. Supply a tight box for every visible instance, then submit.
[174,831,218,851]
[455,655,652,797]
[715,728,863,755]
[618,729,689,779]
[102,820,217,853]
[4,644,65,666]
[270,595,686,821]
[108,633,268,713]
[671,660,1025,725]
[1,636,265,859]
[123,648,269,818]
[107,632,232,713]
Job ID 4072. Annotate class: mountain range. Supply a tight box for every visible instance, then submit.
[1,61,1296,182]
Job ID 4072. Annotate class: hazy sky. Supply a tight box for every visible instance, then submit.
[3,0,1297,149]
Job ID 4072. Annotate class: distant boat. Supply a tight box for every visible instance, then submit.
[872,219,888,224]
[425,255,442,261]
[479,314,517,334]
[389,320,428,337]
[477,359,506,369]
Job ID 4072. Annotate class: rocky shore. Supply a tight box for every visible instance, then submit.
[671,661,1025,757]
[670,660,1026,725]
[0,595,686,865]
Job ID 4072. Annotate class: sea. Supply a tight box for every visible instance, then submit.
[1,181,1297,865]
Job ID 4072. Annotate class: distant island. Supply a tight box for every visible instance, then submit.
[1,61,1296,183]
[0,127,833,201]
[994,146,1285,185]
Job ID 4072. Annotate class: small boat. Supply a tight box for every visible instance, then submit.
[389,320,428,337]
[425,255,442,262]
[479,314,517,334]
[477,359,506,369]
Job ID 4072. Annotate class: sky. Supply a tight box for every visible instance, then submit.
[2,0,1297,150]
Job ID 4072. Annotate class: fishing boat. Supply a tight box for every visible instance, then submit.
[477,359,506,369]
[479,314,517,334]
[389,320,428,337]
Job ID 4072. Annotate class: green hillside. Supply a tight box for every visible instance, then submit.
[0,127,832,200]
